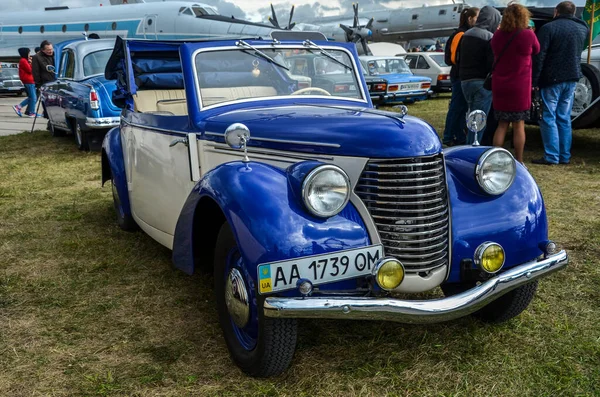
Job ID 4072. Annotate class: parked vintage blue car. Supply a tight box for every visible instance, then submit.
[101,37,568,377]
[360,55,432,104]
[40,39,120,150]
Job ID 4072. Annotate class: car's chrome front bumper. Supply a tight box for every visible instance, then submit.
[263,250,568,324]
[85,117,120,129]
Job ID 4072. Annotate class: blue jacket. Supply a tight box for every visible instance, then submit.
[532,15,588,88]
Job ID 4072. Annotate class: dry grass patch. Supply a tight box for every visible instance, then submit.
[1,101,599,396]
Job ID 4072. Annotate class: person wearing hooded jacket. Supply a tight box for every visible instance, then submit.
[532,1,588,165]
[441,7,479,146]
[458,5,502,144]
[12,48,38,117]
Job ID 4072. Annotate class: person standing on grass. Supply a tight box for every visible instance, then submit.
[458,5,501,145]
[32,40,56,89]
[532,1,588,165]
[442,7,479,146]
[491,4,540,164]
[12,48,38,118]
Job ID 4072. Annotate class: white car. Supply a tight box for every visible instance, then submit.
[404,52,452,92]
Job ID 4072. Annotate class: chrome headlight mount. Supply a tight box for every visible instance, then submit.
[475,148,516,195]
[302,164,350,218]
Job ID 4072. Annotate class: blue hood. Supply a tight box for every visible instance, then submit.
[202,104,441,158]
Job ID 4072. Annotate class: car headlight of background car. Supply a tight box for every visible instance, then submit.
[475,148,516,195]
[302,164,350,218]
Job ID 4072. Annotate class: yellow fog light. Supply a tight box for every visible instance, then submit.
[475,242,505,273]
[372,258,405,291]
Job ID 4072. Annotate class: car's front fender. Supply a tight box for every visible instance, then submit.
[444,147,548,283]
[172,161,371,290]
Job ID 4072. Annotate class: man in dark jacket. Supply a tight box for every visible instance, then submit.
[458,6,501,144]
[441,7,479,146]
[532,1,588,165]
[32,40,55,88]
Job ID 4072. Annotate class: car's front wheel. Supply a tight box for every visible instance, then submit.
[214,222,297,377]
[441,280,538,323]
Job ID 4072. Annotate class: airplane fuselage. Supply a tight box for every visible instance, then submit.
[0,1,275,61]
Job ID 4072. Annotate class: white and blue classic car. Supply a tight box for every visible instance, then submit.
[101,37,568,377]
[41,39,120,150]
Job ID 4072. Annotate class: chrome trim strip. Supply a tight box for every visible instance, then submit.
[380,238,447,251]
[85,116,120,129]
[373,216,449,229]
[359,175,444,183]
[263,251,568,324]
[379,231,448,243]
[204,131,341,148]
[361,168,442,175]
[205,141,335,161]
[370,209,448,219]
[120,117,187,136]
[366,159,442,167]
[356,190,446,199]
[357,181,444,190]
[373,224,447,236]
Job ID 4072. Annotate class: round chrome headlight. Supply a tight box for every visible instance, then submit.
[475,148,516,195]
[302,165,350,218]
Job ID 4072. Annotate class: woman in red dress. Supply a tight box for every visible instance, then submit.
[491,4,540,164]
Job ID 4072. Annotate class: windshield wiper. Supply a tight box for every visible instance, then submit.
[236,40,289,71]
[302,40,352,71]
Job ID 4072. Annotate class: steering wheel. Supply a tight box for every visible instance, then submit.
[290,87,331,96]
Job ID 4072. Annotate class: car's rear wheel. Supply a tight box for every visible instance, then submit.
[70,120,89,151]
[111,174,137,232]
[441,280,538,323]
[214,222,297,377]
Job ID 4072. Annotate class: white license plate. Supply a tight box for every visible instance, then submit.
[257,245,384,294]
[7,87,21,90]
[400,83,420,90]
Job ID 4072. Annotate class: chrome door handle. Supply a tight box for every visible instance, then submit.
[169,137,188,147]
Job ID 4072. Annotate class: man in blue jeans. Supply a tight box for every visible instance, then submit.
[532,1,588,165]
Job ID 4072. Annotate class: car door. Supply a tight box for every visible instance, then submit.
[45,50,68,128]
[51,50,75,129]
[124,116,200,241]
[416,55,435,82]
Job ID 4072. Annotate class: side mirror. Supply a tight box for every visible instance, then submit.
[466,110,487,146]
[225,123,251,164]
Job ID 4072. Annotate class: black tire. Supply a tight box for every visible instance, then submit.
[214,222,297,377]
[47,120,65,137]
[111,176,137,232]
[441,280,538,323]
[71,120,89,151]
[16,90,24,97]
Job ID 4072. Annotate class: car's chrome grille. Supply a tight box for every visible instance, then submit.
[355,155,449,274]
[3,80,22,88]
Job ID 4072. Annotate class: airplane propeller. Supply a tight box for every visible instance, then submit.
[339,3,373,55]
[269,4,296,30]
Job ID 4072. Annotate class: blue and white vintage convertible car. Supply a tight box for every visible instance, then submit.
[41,39,120,150]
[101,37,568,377]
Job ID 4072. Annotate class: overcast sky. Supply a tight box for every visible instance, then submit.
[0,0,585,22]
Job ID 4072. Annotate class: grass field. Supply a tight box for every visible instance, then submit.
[1,96,599,396]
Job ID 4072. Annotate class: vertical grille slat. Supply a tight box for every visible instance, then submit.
[356,154,450,274]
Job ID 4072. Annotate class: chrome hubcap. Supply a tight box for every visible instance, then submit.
[572,75,593,117]
[225,268,250,328]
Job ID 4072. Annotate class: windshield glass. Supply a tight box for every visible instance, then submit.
[83,50,112,77]
[430,54,448,67]
[194,47,364,107]
[363,58,412,75]
[0,68,19,79]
